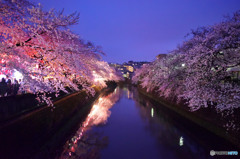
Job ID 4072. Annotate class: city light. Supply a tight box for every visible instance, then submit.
[92,71,107,87]
[151,108,154,117]
[179,136,184,146]
[0,74,6,79]
[12,69,23,80]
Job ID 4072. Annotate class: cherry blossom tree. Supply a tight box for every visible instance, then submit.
[133,11,240,112]
[0,0,120,104]
[178,11,240,111]
[133,53,186,102]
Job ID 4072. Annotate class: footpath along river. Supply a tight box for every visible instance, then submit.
[57,85,237,159]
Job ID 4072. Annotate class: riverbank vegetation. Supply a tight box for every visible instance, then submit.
[133,11,240,131]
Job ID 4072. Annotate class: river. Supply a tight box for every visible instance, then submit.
[0,85,237,159]
[56,86,236,159]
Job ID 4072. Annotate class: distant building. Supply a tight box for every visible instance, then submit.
[109,61,150,79]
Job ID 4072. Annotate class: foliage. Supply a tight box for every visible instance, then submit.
[133,11,240,112]
[0,0,120,105]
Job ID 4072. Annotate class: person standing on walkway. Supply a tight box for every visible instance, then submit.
[6,79,13,96]
[13,79,20,95]
[0,78,8,97]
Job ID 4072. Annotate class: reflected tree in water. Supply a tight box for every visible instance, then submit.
[60,88,121,159]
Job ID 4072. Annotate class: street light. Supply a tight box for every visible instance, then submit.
[13,69,23,80]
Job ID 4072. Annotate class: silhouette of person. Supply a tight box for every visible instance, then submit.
[13,79,20,95]
[6,79,13,96]
[0,78,8,97]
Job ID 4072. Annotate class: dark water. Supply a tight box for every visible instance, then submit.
[58,86,238,159]
[0,86,237,159]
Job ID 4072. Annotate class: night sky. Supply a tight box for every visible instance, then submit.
[37,0,240,63]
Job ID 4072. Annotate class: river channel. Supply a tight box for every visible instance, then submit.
[57,86,236,159]
[0,85,237,159]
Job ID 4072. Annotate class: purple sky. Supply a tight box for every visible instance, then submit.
[36,0,240,63]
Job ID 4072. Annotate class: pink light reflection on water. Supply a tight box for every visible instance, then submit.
[61,88,120,158]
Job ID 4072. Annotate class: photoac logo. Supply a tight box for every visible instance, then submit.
[210,150,215,156]
[210,150,238,156]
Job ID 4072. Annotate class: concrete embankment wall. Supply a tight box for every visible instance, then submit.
[137,86,240,148]
[0,87,101,158]
[0,94,39,122]
[0,88,99,122]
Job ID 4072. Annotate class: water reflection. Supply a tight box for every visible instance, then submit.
[131,89,211,158]
[60,88,121,158]
[151,108,154,118]
[59,86,237,159]
[179,136,184,146]
[130,86,237,159]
